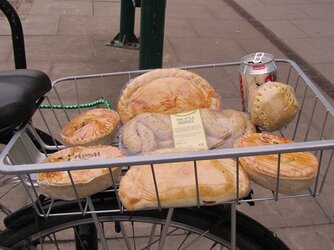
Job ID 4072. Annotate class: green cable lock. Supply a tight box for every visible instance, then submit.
[39,98,111,109]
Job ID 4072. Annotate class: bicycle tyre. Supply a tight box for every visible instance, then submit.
[0,194,288,250]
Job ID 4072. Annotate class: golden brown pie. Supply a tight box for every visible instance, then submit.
[117,68,221,123]
[202,109,256,149]
[249,81,300,132]
[234,133,318,194]
[119,109,256,154]
[119,148,251,211]
[37,145,124,200]
[60,108,120,146]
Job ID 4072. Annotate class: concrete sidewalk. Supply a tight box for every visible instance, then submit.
[1,0,334,249]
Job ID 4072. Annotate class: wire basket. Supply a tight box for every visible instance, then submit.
[0,59,333,218]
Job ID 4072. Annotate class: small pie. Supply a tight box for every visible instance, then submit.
[234,133,318,194]
[37,145,124,200]
[119,148,251,211]
[60,108,120,146]
[117,68,221,123]
[249,81,300,131]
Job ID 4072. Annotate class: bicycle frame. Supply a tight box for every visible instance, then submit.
[0,0,26,69]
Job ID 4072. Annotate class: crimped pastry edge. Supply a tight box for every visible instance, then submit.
[38,168,121,200]
[117,68,221,123]
[60,108,120,146]
[37,145,124,200]
[119,109,256,154]
[249,81,300,132]
[234,133,318,194]
[239,161,315,194]
[119,156,251,211]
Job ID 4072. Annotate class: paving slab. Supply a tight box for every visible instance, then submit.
[93,1,122,17]
[233,4,312,21]
[167,36,247,65]
[165,19,198,39]
[291,19,334,38]
[166,3,214,20]
[30,0,92,16]
[282,37,334,64]
[0,38,12,64]
[0,15,59,35]
[190,18,262,39]
[57,15,120,36]
[238,196,330,229]
[260,20,309,39]
[314,63,334,85]
[274,224,334,250]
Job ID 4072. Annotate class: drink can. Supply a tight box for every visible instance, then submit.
[239,52,277,111]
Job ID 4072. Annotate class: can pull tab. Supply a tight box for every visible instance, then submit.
[252,52,265,64]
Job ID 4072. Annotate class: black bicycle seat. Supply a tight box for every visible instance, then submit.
[0,69,51,140]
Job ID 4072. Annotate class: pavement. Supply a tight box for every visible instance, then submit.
[0,0,334,249]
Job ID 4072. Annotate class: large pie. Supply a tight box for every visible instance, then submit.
[117,68,221,123]
[60,108,120,146]
[37,145,124,200]
[234,133,318,194]
[119,148,251,211]
[119,109,256,154]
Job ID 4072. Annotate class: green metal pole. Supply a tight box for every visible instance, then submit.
[139,0,167,70]
[109,0,139,49]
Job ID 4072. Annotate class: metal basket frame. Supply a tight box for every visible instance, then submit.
[0,59,334,218]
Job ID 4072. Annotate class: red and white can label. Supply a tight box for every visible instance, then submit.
[239,52,277,111]
[252,65,265,70]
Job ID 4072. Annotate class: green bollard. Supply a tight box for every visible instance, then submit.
[139,0,167,70]
[109,0,139,49]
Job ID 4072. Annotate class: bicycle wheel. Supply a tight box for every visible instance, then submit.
[0,193,288,250]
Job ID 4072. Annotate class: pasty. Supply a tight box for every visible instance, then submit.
[119,148,251,211]
[117,68,221,123]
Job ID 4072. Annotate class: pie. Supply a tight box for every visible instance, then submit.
[249,81,300,131]
[119,148,251,211]
[234,133,318,194]
[60,108,120,146]
[119,109,256,154]
[117,68,221,123]
[37,145,124,200]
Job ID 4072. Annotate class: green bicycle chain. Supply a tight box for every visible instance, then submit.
[39,98,111,109]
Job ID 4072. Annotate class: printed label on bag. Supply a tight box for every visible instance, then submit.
[170,109,208,149]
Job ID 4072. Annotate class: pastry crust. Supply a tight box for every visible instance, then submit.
[119,148,251,211]
[119,109,256,154]
[234,133,318,194]
[37,146,124,200]
[60,108,120,146]
[204,109,256,149]
[249,81,300,132]
[117,68,221,123]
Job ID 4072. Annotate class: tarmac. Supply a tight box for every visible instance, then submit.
[0,0,334,249]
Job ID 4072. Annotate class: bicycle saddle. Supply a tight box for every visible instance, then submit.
[0,69,51,140]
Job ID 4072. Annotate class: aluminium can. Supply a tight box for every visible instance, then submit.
[239,52,277,111]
